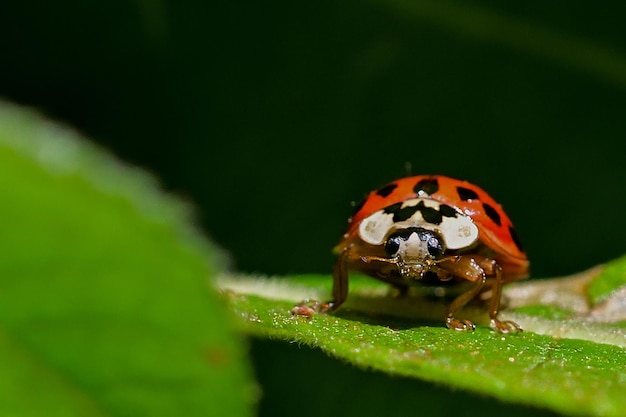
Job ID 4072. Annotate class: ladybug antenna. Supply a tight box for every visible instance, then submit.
[360,255,398,265]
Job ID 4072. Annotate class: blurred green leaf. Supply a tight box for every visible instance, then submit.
[221,265,626,417]
[0,102,255,416]
[588,255,626,305]
[383,0,626,88]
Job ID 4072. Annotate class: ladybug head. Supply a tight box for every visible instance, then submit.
[384,227,446,275]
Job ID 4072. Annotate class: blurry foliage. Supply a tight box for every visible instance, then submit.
[0,103,255,416]
[1,1,626,416]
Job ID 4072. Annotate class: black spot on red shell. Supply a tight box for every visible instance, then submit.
[457,186,479,201]
[482,203,502,226]
[376,183,398,198]
[509,226,524,252]
[413,178,439,195]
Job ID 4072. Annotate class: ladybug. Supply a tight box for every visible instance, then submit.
[295,175,529,333]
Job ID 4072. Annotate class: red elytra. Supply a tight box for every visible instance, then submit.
[342,175,528,281]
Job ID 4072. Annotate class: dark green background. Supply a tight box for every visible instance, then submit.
[1,2,624,415]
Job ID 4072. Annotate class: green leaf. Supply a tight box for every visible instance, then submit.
[220,265,626,417]
[0,101,255,416]
[587,255,626,306]
[381,0,626,89]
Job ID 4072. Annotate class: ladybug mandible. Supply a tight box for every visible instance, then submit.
[296,175,529,333]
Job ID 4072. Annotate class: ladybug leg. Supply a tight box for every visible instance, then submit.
[291,248,351,317]
[326,247,350,312]
[437,255,521,333]
[485,262,522,334]
[436,256,485,331]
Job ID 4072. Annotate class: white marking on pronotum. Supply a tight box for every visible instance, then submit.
[358,198,479,250]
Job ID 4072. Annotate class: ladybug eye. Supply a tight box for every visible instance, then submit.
[384,236,402,257]
[426,236,445,259]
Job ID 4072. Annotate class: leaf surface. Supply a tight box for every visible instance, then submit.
[221,266,626,417]
[0,102,255,417]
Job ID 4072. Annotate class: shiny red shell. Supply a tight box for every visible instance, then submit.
[343,175,529,279]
